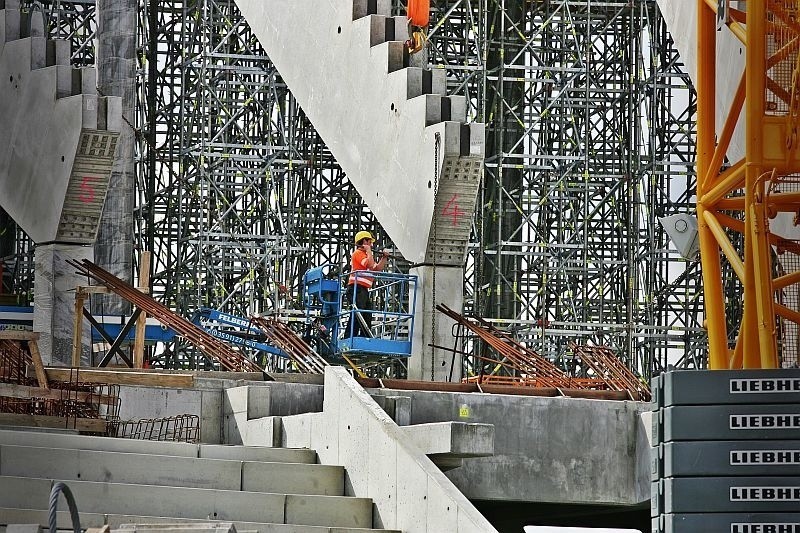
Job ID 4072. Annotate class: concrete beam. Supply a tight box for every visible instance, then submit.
[402,422,494,471]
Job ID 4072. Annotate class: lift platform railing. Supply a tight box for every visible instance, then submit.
[302,266,417,357]
[336,270,417,357]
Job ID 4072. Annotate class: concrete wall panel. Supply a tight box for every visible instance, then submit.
[370,388,649,505]
[367,415,397,528]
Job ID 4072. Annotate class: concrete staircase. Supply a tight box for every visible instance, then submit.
[0,0,121,245]
[235,0,484,265]
[0,428,399,533]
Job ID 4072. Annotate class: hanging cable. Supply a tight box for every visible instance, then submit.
[431,132,441,381]
[48,482,81,533]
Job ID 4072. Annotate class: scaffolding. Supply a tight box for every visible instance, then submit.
[6,0,706,377]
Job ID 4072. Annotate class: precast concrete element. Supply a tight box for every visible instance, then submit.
[222,383,324,445]
[369,387,652,506]
[269,367,499,533]
[235,0,484,265]
[0,0,122,244]
[115,524,236,533]
[0,476,373,528]
[34,244,93,364]
[0,428,316,463]
[118,384,223,443]
[0,428,396,532]
[401,421,494,470]
[0,0,122,365]
[0,445,345,496]
[409,265,463,381]
[93,0,136,315]
[0,509,402,533]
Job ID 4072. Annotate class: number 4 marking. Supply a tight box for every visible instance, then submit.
[441,194,465,226]
[79,176,97,204]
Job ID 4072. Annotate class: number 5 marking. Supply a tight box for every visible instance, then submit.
[79,176,97,204]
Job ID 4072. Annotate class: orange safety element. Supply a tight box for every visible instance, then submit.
[408,0,430,27]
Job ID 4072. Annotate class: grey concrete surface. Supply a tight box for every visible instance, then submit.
[276,368,499,533]
[402,421,494,456]
[0,476,372,527]
[0,2,122,365]
[118,385,222,443]
[223,373,649,509]
[0,428,315,464]
[94,0,136,314]
[369,387,651,505]
[33,244,93,365]
[200,444,315,464]
[0,445,341,495]
[408,265,464,381]
[0,19,120,244]
[222,383,323,445]
[0,509,400,533]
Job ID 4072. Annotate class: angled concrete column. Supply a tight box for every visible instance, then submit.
[34,244,92,365]
[94,0,136,314]
[0,3,122,364]
[408,265,463,382]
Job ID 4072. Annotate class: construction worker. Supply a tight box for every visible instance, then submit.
[406,0,430,54]
[345,230,388,338]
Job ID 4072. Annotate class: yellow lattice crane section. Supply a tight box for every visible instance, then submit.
[697,0,800,369]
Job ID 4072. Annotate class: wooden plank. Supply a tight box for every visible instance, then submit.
[77,285,149,295]
[0,412,107,433]
[42,368,194,388]
[0,331,39,341]
[0,382,118,405]
[72,293,86,367]
[27,340,49,390]
[76,286,112,295]
[133,251,151,369]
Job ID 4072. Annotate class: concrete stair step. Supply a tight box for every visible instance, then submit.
[363,15,408,47]
[352,0,390,20]
[0,445,344,495]
[393,67,446,99]
[0,509,400,533]
[0,429,317,464]
[0,8,21,46]
[0,476,373,529]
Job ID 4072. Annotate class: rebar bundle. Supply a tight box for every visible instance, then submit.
[249,316,328,374]
[110,414,200,443]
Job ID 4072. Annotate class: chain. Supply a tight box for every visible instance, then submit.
[431,132,441,382]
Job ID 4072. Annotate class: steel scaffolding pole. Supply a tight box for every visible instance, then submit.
[136,0,383,369]
[7,0,708,377]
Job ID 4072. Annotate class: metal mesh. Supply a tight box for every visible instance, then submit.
[109,414,200,443]
[0,339,33,384]
[770,174,800,367]
[766,0,800,115]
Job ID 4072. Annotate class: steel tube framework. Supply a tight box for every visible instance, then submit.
[4,0,708,377]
